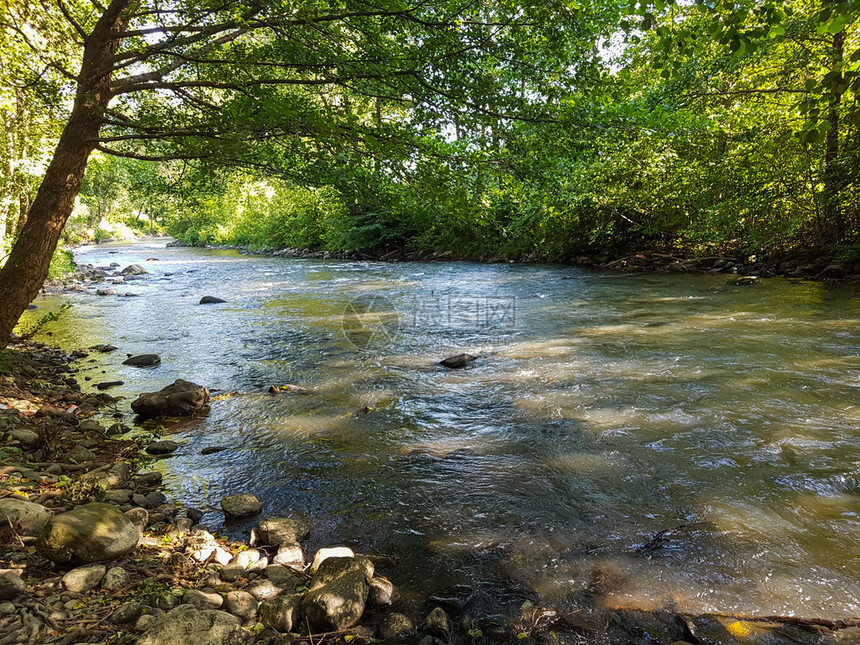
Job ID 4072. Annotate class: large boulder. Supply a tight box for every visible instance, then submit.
[131,380,210,419]
[0,498,52,536]
[137,605,252,645]
[37,502,139,564]
[300,556,373,632]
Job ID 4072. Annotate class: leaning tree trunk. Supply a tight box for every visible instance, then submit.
[0,0,129,349]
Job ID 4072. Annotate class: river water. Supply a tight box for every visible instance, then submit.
[24,239,860,619]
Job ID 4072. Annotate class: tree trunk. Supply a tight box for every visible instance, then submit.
[0,0,130,349]
[822,30,845,240]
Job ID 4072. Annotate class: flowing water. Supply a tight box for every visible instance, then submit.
[24,239,860,619]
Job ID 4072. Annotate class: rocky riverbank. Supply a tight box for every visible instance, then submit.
[167,242,860,282]
[2,341,858,645]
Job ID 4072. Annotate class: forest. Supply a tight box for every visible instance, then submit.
[1,0,859,345]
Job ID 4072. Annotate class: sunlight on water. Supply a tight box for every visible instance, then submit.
[22,240,860,619]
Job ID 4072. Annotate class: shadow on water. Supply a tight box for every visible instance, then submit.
[22,240,860,620]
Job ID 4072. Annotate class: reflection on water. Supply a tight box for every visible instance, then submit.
[25,240,860,618]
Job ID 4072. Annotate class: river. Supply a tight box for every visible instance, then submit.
[23,239,860,620]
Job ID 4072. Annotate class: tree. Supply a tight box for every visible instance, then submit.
[0,0,606,348]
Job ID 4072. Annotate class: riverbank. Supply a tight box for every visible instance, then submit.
[168,241,860,282]
[3,340,859,644]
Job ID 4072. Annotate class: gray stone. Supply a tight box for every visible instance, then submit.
[136,471,163,487]
[248,579,283,601]
[146,440,179,455]
[135,613,159,631]
[272,543,303,568]
[201,446,228,455]
[0,601,16,615]
[232,549,263,569]
[109,601,143,625]
[378,612,415,639]
[221,493,261,519]
[182,588,223,609]
[0,571,24,600]
[102,566,130,591]
[8,429,39,446]
[187,507,204,524]
[131,380,210,419]
[259,594,302,633]
[104,489,133,504]
[37,502,139,564]
[264,565,303,589]
[368,577,397,608]
[123,354,161,367]
[310,546,354,574]
[121,264,148,276]
[83,462,131,489]
[256,517,309,546]
[62,564,107,592]
[67,445,97,463]
[220,564,245,582]
[97,288,118,296]
[77,419,104,433]
[424,607,451,636]
[125,507,149,535]
[137,605,252,645]
[0,498,52,536]
[199,296,226,304]
[300,557,373,632]
[224,590,258,620]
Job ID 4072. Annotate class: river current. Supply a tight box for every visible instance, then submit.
[24,239,860,619]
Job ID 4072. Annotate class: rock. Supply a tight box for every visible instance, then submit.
[821,264,845,279]
[135,613,159,631]
[77,419,104,433]
[107,423,127,435]
[220,564,246,583]
[136,471,163,488]
[368,577,397,608]
[300,556,373,632]
[424,607,451,636]
[272,543,303,568]
[144,491,168,508]
[201,446,228,455]
[187,507,204,524]
[102,566,131,590]
[96,381,124,390]
[264,565,304,589]
[125,508,149,535]
[187,530,220,562]
[136,605,252,645]
[91,344,118,353]
[224,591,259,620]
[110,601,143,625]
[37,502,139,564]
[0,571,25,600]
[310,546,355,574]
[8,428,39,446]
[146,440,179,455]
[96,288,118,296]
[121,264,148,275]
[259,594,302,633]
[256,517,309,546]
[83,462,131,489]
[104,489,134,504]
[0,601,15,614]
[233,549,263,569]
[182,588,224,609]
[0,498,52,536]
[439,353,476,369]
[248,579,283,601]
[63,564,107,592]
[221,493,261,519]
[199,296,226,304]
[131,379,210,419]
[123,354,161,367]
[379,612,415,639]
[67,445,97,463]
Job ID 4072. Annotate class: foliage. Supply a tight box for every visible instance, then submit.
[56,477,105,506]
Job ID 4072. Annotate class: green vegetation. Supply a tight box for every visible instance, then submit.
[0,0,859,346]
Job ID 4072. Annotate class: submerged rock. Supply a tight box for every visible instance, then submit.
[37,502,139,564]
[439,353,476,369]
[123,353,161,367]
[131,379,210,419]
